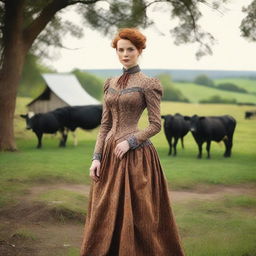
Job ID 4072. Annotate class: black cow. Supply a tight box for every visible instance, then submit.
[52,105,103,146]
[245,111,256,119]
[21,105,103,148]
[161,113,190,156]
[184,115,236,159]
[53,105,102,131]
[20,112,65,148]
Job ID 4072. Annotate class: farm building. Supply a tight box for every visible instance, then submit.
[27,73,101,113]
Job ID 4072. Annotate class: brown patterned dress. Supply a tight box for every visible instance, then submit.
[80,66,185,256]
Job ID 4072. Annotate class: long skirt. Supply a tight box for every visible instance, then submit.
[80,136,185,256]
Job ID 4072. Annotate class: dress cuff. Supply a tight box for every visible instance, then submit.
[126,135,139,149]
[92,153,102,161]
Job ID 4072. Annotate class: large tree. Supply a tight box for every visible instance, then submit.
[240,0,256,42]
[0,0,254,151]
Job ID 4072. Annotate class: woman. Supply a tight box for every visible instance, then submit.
[80,28,185,256]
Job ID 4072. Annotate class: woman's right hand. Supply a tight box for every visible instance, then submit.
[89,160,101,182]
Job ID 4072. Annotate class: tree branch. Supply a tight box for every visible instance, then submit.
[22,0,103,51]
[144,0,176,9]
[179,0,215,58]
[68,0,101,5]
[199,0,225,15]
[23,0,69,50]
[180,1,198,35]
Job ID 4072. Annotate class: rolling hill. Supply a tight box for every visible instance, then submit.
[215,78,256,95]
[173,81,256,104]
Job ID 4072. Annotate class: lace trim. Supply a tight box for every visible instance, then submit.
[92,153,102,161]
[122,65,141,74]
[107,87,144,95]
[127,135,138,149]
[127,135,152,150]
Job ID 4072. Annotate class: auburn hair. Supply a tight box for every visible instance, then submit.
[112,28,146,52]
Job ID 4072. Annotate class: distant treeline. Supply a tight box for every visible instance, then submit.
[156,74,189,103]
[86,69,256,81]
[18,55,189,103]
[192,74,254,103]
[199,95,237,104]
[18,55,256,105]
[194,74,248,93]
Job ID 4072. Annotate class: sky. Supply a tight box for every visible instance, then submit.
[43,0,256,72]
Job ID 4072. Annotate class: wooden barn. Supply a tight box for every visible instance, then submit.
[27,73,101,113]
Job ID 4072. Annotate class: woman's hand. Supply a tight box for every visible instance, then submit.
[89,160,101,182]
[114,140,130,160]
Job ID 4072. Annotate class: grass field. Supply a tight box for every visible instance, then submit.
[0,96,256,256]
[172,78,256,104]
[173,81,256,104]
[215,78,256,94]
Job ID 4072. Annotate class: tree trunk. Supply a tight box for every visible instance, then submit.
[0,40,26,151]
[0,0,26,151]
[0,0,65,151]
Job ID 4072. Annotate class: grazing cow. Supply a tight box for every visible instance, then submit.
[184,115,236,159]
[20,112,65,148]
[161,113,190,156]
[245,111,256,119]
[52,105,103,146]
[53,105,102,131]
[21,105,103,148]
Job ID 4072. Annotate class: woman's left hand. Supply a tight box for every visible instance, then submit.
[114,140,130,159]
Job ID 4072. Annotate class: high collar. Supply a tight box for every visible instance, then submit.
[122,65,141,74]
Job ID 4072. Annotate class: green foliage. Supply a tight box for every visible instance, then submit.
[32,16,84,59]
[80,0,232,58]
[199,95,237,104]
[18,57,105,101]
[18,54,55,98]
[83,0,150,35]
[217,82,248,93]
[1,1,83,59]
[240,0,256,42]
[194,74,215,87]
[0,0,255,64]
[72,69,104,100]
[157,73,189,102]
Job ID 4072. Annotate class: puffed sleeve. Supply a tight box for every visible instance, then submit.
[92,78,112,161]
[126,77,163,149]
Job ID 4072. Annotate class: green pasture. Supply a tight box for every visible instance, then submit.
[0,97,256,256]
[173,80,256,103]
[175,195,256,256]
[215,78,256,94]
[5,97,256,189]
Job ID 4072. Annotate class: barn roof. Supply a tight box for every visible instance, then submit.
[41,73,101,106]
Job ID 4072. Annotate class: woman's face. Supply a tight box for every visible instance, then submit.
[116,39,141,69]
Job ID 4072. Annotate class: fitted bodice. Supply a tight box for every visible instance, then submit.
[92,71,163,160]
[105,84,146,141]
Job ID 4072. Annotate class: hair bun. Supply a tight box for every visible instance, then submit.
[112,28,146,51]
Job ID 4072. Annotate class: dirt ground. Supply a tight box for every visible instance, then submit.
[0,183,255,256]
